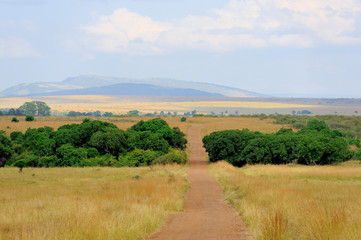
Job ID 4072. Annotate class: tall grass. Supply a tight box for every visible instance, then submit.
[209,162,361,240]
[0,165,189,240]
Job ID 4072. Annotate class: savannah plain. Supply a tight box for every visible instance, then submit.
[1,95,361,115]
[1,102,361,239]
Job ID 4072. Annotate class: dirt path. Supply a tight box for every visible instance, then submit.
[148,124,250,240]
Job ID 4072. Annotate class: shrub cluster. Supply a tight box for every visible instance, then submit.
[203,119,352,166]
[2,118,187,168]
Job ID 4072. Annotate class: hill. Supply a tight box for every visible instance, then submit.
[0,75,267,97]
[35,83,224,97]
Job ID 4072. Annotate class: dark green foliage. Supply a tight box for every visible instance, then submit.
[11,117,19,122]
[13,159,26,172]
[202,129,259,166]
[130,118,187,150]
[10,131,24,143]
[304,119,329,132]
[56,144,88,167]
[89,128,128,156]
[0,131,13,167]
[25,115,35,121]
[203,121,351,166]
[6,118,187,168]
[171,127,187,150]
[181,117,187,122]
[130,131,169,153]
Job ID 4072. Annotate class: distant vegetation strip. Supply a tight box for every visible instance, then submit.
[0,118,187,169]
[268,114,361,138]
[203,119,355,166]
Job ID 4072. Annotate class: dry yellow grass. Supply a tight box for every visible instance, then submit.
[0,165,189,240]
[0,116,284,136]
[0,95,318,115]
[209,161,361,240]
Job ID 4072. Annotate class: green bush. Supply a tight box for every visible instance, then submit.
[25,115,35,121]
[118,149,160,167]
[203,121,351,166]
[181,117,187,122]
[153,149,187,165]
[11,117,19,123]
[4,118,187,168]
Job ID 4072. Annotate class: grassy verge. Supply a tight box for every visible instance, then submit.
[0,165,189,240]
[209,161,361,240]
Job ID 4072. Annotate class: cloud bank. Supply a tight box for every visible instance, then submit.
[82,0,361,54]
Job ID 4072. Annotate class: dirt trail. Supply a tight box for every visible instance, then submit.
[148,124,250,240]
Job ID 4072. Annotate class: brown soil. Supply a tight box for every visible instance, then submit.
[147,124,251,240]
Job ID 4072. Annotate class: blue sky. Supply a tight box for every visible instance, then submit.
[1,0,361,97]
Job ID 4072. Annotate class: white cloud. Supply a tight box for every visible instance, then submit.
[82,8,171,54]
[0,37,40,59]
[81,0,361,54]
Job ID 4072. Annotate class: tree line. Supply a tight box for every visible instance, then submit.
[0,101,51,117]
[203,119,353,166]
[0,118,187,168]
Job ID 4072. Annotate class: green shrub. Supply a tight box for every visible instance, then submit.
[11,117,19,123]
[118,149,160,167]
[181,117,187,122]
[203,121,351,166]
[153,149,187,165]
[13,159,26,172]
[25,115,35,121]
[4,118,188,168]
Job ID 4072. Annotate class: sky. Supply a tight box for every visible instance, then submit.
[1,0,361,98]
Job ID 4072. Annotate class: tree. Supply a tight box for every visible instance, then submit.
[18,101,51,116]
[89,128,128,156]
[25,115,35,121]
[33,101,51,116]
[11,117,19,122]
[103,112,113,117]
[304,119,329,132]
[203,129,258,166]
[127,110,140,116]
[181,117,187,122]
[0,131,13,167]
[18,102,37,116]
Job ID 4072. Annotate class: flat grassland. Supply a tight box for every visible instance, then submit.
[209,161,361,240]
[0,115,283,135]
[0,95,321,115]
[1,116,361,239]
[2,95,361,115]
[0,166,189,240]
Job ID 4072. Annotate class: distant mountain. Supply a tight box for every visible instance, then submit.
[35,83,224,97]
[0,75,267,97]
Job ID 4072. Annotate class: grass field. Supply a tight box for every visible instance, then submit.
[2,115,361,239]
[209,161,361,240]
[0,165,189,240]
[0,95,320,115]
[0,115,285,136]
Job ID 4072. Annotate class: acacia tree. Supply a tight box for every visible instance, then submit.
[18,101,51,116]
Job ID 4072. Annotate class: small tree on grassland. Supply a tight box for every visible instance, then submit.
[25,115,35,121]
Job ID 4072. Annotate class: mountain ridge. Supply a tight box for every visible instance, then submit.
[0,75,268,98]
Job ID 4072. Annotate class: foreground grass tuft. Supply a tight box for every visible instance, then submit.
[209,161,361,240]
[0,165,189,240]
